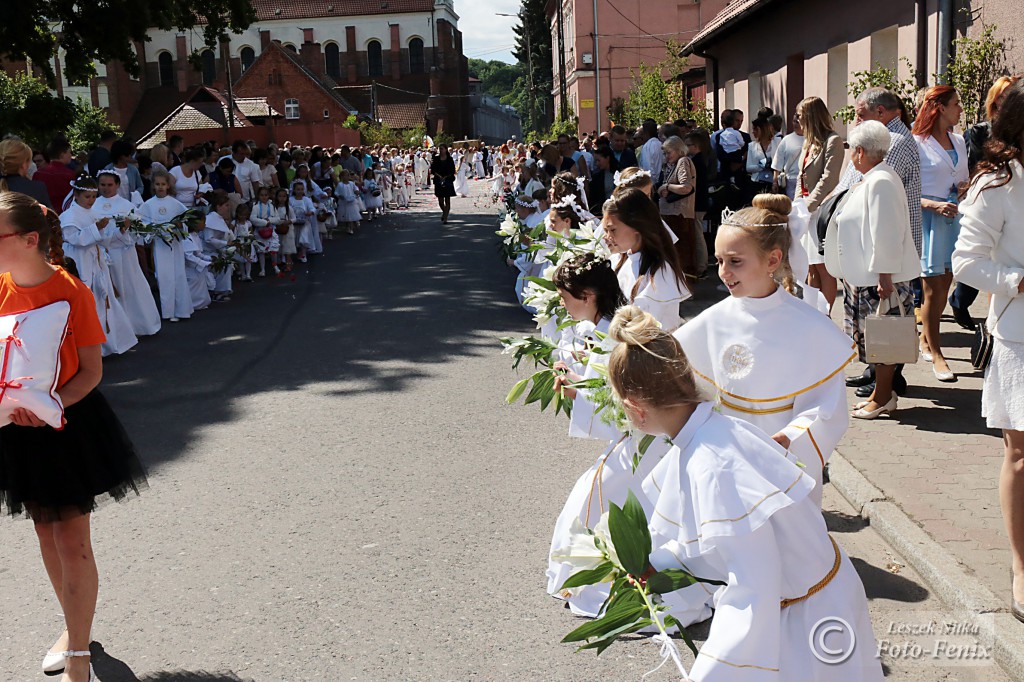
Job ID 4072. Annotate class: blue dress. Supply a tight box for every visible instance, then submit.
[920,148,961,277]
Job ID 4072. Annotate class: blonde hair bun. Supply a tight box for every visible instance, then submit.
[609,305,662,346]
[751,193,793,216]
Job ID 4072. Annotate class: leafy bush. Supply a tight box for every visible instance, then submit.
[943,23,1008,125]
[834,57,921,125]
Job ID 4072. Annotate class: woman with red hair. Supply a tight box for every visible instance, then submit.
[913,85,967,382]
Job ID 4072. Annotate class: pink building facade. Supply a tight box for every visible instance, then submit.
[546,0,730,135]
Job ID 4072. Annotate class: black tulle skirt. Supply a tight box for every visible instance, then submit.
[0,390,146,522]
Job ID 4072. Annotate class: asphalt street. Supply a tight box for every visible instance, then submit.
[0,185,1010,681]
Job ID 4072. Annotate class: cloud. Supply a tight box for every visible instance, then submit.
[457,0,521,64]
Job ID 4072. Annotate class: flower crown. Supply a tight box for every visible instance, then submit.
[613,168,651,188]
[566,253,609,276]
[515,195,539,209]
[550,194,595,222]
[720,206,788,228]
[69,175,96,191]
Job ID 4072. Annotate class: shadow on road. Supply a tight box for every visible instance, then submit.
[99,212,525,471]
[850,556,930,603]
[91,643,251,682]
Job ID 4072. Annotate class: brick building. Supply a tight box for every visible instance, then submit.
[3,0,470,143]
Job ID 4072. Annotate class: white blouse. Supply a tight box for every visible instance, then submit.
[915,133,968,199]
[616,252,691,331]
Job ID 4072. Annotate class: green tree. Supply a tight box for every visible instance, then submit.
[621,65,688,129]
[67,100,121,155]
[834,57,921,125]
[0,72,76,149]
[468,58,525,108]
[512,0,554,133]
[403,124,428,147]
[943,23,1008,125]
[1,0,257,85]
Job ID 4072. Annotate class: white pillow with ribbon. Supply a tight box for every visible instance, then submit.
[0,300,71,429]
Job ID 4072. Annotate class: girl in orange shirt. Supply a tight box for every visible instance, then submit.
[0,192,146,682]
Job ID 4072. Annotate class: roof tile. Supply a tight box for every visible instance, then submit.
[249,0,433,21]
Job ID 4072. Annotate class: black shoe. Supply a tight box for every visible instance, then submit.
[856,376,908,398]
[846,372,875,388]
[951,305,977,331]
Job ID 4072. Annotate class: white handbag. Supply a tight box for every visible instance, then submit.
[0,300,71,428]
[864,294,919,365]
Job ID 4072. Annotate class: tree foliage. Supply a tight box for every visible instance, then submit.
[0,72,121,153]
[1,0,257,85]
[617,41,692,129]
[943,23,1008,126]
[512,0,554,134]
[834,57,921,125]
[468,58,525,104]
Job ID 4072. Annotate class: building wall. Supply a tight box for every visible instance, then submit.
[470,96,523,144]
[551,0,731,134]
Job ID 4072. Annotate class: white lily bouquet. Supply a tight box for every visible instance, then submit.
[555,491,723,676]
[210,245,239,273]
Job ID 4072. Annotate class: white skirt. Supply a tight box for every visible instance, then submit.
[801,207,825,266]
[983,337,1024,430]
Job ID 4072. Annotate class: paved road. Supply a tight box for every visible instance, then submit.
[0,182,1009,681]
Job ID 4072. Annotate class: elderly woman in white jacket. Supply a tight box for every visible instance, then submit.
[953,80,1024,623]
[826,120,921,420]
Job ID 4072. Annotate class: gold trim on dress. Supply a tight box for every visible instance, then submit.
[720,397,795,415]
[585,434,628,523]
[693,350,857,404]
[806,429,825,469]
[651,470,805,545]
[781,535,841,608]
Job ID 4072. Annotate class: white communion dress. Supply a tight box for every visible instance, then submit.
[615,252,692,332]
[59,201,139,356]
[674,285,855,507]
[140,196,193,321]
[546,321,713,626]
[91,195,161,337]
[640,403,882,681]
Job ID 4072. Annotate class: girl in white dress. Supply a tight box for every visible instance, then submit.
[318,187,336,241]
[606,306,883,682]
[453,153,471,197]
[361,168,383,221]
[140,170,192,321]
[289,180,317,264]
[337,170,362,233]
[203,192,235,301]
[233,203,255,282]
[675,194,854,506]
[272,188,296,272]
[377,167,393,213]
[251,186,280,276]
[393,165,409,209]
[59,174,139,356]
[473,148,485,178]
[183,222,213,310]
[601,188,691,331]
[93,171,161,337]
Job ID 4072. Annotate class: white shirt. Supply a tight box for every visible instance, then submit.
[616,252,691,331]
[718,127,744,154]
[954,159,1024,341]
[915,133,968,198]
[746,137,780,183]
[773,133,805,182]
[640,138,664,180]
[169,165,199,207]
[218,154,261,201]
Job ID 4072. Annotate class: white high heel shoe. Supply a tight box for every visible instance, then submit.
[59,650,93,681]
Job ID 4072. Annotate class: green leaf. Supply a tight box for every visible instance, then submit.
[576,618,653,655]
[523,370,555,405]
[559,561,614,590]
[637,434,657,456]
[647,569,701,594]
[505,377,530,404]
[607,491,652,576]
[561,604,648,643]
[523,276,556,291]
[569,378,606,390]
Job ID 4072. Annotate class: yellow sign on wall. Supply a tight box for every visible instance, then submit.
[580,99,595,109]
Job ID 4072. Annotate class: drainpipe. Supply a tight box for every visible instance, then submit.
[593,0,600,134]
[694,49,719,125]
[937,0,954,79]
[916,0,928,88]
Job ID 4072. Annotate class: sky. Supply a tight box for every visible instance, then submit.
[457,0,521,64]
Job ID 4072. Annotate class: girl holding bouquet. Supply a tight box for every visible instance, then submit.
[605,305,881,681]
[59,174,138,356]
[272,188,296,272]
[250,186,280,277]
[233,203,255,283]
[140,170,192,322]
[0,192,147,682]
[202,191,235,301]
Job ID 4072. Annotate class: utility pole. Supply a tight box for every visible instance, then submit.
[556,0,567,122]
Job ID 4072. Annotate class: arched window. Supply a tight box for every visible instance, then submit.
[408,37,424,74]
[200,49,216,86]
[158,51,175,87]
[367,40,383,77]
[324,42,341,79]
[285,98,300,120]
[284,43,297,53]
[240,46,256,72]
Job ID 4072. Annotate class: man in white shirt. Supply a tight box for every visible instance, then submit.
[218,140,261,203]
[772,114,805,199]
[638,119,664,183]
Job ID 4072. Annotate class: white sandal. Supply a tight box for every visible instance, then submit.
[60,650,93,681]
